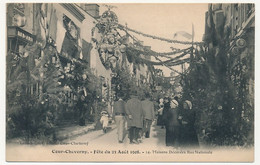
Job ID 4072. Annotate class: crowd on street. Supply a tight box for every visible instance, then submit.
[99,91,199,148]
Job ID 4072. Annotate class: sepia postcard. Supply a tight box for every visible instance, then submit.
[5,2,255,163]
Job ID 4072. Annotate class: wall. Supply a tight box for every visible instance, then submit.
[76,5,112,83]
[23,4,34,34]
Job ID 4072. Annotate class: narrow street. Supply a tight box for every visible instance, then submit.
[65,122,168,150]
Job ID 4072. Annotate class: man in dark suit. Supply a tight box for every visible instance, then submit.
[125,91,143,144]
[141,93,155,138]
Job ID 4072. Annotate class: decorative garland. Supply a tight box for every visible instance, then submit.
[140,56,189,66]
[126,46,191,69]
[123,28,192,72]
[123,28,192,59]
[153,55,183,75]
[167,58,190,66]
[91,9,196,71]
[138,46,192,57]
[148,47,191,57]
[118,24,203,45]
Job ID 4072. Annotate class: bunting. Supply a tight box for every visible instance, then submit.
[56,21,66,53]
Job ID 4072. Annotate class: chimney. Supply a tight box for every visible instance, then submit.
[82,4,99,18]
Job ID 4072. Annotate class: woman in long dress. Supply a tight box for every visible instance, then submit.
[163,99,180,147]
[179,100,199,148]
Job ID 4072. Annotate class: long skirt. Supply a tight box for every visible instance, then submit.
[180,125,199,147]
[165,126,180,147]
[157,115,164,126]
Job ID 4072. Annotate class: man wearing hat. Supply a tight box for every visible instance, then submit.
[125,90,144,144]
[141,93,155,138]
[113,94,127,143]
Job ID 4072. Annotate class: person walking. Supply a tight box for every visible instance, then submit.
[179,100,199,148]
[125,91,144,144]
[113,94,127,143]
[163,99,181,147]
[76,91,86,126]
[161,97,171,128]
[141,93,155,138]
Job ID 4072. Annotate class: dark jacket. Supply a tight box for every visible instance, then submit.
[125,96,144,128]
[161,102,171,125]
[141,99,155,120]
[163,107,180,127]
[113,99,126,115]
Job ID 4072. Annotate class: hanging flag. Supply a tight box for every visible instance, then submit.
[56,21,66,53]
[35,4,47,48]
[173,31,192,40]
[48,6,58,42]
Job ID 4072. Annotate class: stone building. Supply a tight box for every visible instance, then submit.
[6,3,154,116]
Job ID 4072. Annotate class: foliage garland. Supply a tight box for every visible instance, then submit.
[125,46,191,67]
[118,24,203,45]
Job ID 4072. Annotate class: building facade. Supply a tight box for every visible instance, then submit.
[7,3,154,116]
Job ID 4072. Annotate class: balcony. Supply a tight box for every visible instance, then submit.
[7,26,35,44]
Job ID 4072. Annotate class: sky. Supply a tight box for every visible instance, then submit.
[99,3,208,76]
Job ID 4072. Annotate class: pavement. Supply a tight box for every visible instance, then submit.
[66,121,168,149]
[6,121,117,144]
[55,123,96,141]
[56,121,117,141]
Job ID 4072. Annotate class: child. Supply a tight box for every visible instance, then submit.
[157,98,164,127]
[100,110,109,133]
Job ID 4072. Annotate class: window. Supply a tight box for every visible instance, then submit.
[63,15,79,41]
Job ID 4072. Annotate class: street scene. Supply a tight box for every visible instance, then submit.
[65,123,165,148]
[6,3,255,162]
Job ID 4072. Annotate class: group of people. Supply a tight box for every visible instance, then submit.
[99,92,199,148]
[100,91,155,144]
[158,97,199,148]
[114,92,155,144]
